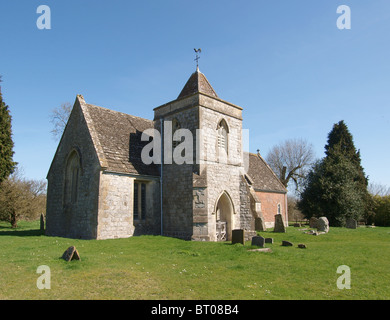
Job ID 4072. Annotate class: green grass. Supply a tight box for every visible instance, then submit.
[1,220,389,300]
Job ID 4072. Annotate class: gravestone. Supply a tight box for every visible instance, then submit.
[62,246,81,262]
[274,214,286,233]
[317,217,329,233]
[309,217,318,228]
[298,244,307,249]
[231,229,245,245]
[40,213,45,232]
[282,240,293,246]
[265,238,273,244]
[251,236,265,248]
[346,218,357,229]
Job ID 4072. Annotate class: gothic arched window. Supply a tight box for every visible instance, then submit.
[64,150,81,205]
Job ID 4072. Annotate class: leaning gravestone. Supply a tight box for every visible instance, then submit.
[274,214,286,233]
[251,236,265,248]
[62,246,81,262]
[282,240,293,246]
[232,229,245,245]
[317,217,329,233]
[346,218,357,229]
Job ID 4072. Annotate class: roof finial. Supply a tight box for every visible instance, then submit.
[194,48,201,70]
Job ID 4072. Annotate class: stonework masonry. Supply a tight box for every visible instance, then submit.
[45,69,287,241]
[46,99,101,239]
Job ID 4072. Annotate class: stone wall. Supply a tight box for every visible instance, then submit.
[198,96,244,241]
[239,175,256,239]
[46,100,101,239]
[154,97,199,240]
[97,173,134,239]
[153,92,249,242]
[97,172,161,239]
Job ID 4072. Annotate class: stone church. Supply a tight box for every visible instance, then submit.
[46,67,287,241]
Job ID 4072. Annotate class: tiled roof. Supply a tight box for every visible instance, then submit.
[81,100,159,177]
[177,68,219,99]
[75,93,284,193]
[246,152,287,193]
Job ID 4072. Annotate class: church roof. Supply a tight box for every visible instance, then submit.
[246,152,287,193]
[74,96,283,192]
[78,96,284,190]
[177,68,219,99]
[80,97,159,177]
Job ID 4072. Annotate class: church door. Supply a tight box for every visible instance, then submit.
[215,192,234,241]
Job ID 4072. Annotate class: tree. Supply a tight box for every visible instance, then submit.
[266,138,315,193]
[49,102,72,141]
[368,182,390,197]
[325,120,373,221]
[372,195,390,226]
[299,154,366,226]
[0,76,17,183]
[0,168,47,228]
[299,120,372,226]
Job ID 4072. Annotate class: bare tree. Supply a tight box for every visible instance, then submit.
[0,167,47,228]
[368,182,390,197]
[266,138,315,193]
[49,102,72,141]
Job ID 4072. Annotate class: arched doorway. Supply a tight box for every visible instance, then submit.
[215,191,234,241]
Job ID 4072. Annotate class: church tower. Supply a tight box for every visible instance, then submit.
[154,67,254,241]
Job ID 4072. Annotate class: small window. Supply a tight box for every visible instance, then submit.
[133,181,146,220]
[277,203,281,215]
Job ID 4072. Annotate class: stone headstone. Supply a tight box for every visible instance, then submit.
[346,218,357,229]
[298,244,307,249]
[274,214,286,233]
[62,246,81,262]
[265,238,273,244]
[293,223,301,227]
[309,217,318,228]
[40,213,45,232]
[317,217,329,233]
[282,240,293,246]
[231,229,245,245]
[251,236,265,248]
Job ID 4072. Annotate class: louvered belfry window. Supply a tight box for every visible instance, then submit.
[217,119,228,155]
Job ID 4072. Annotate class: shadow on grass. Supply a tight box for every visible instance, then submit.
[0,226,45,237]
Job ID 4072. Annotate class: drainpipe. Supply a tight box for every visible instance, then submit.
[160,118,164,236]
[285,192,288,227]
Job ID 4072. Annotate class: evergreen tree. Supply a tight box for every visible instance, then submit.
[325,120,366,181]
[299,120,372,226]
[0,77,16,183]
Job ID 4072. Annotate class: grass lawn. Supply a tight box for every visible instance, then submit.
[0,220,389,300]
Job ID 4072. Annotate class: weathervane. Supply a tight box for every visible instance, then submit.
[194,48,201,69]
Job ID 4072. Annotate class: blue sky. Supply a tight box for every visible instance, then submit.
[1,0,389,188]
